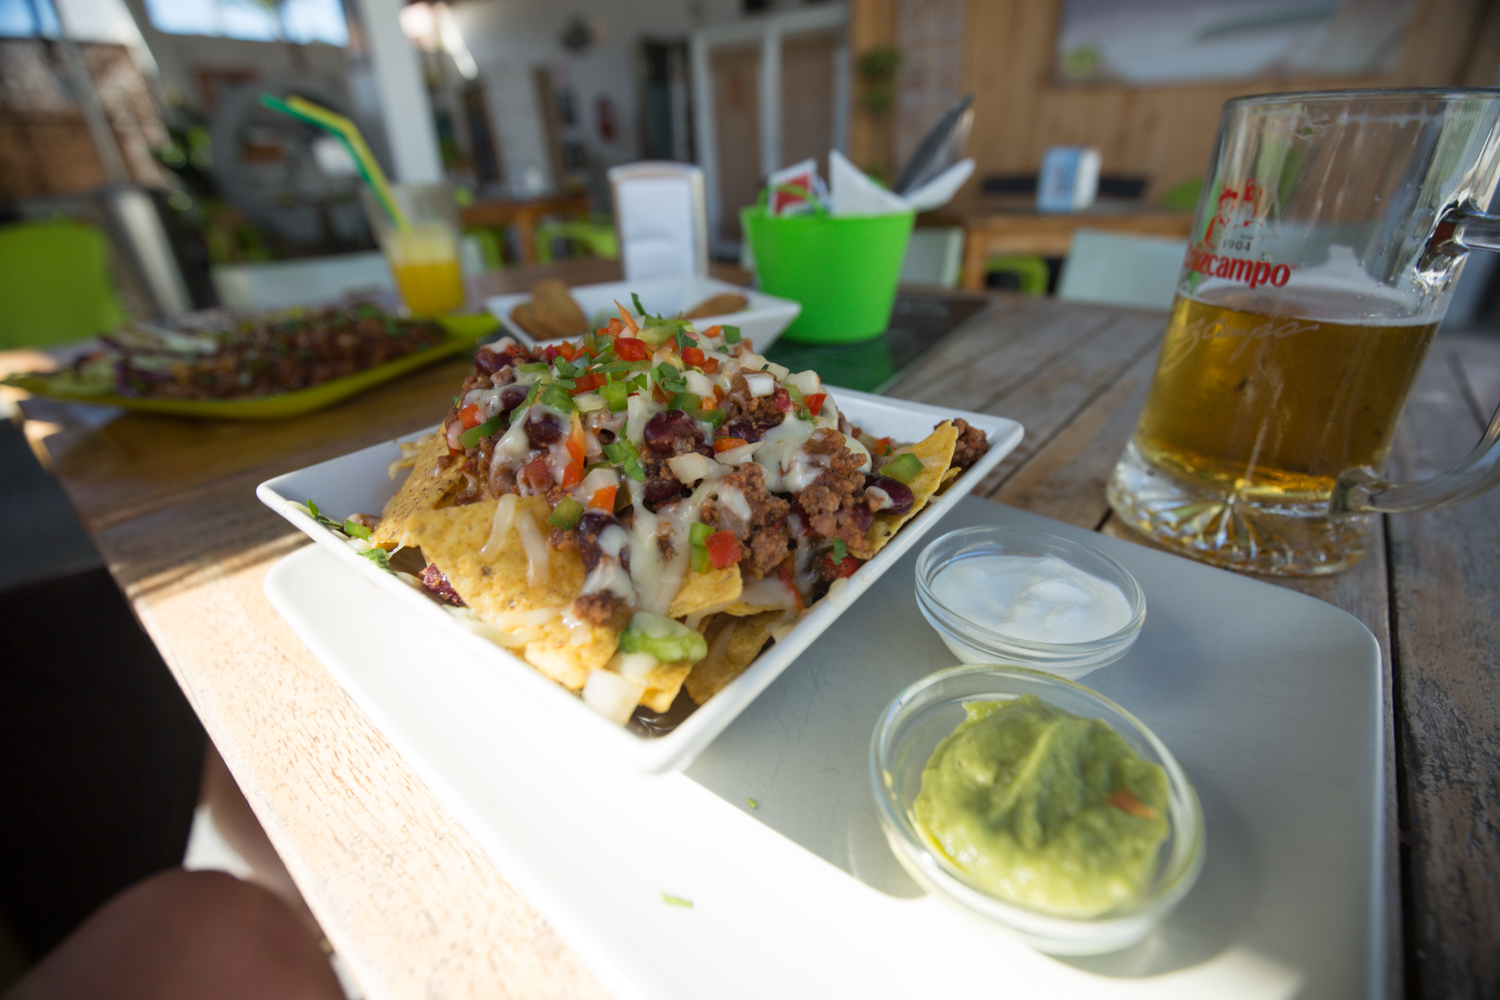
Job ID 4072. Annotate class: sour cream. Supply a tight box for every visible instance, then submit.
[931,554,1132,644]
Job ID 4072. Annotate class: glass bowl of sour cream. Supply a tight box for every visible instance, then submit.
[915,526,1146,679]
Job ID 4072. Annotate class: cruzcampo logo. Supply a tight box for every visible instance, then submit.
[1183,177,1291,290]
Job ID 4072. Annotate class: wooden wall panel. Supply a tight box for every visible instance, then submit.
[852,0,1500,202]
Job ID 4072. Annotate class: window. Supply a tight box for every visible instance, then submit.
[142,0,347,45]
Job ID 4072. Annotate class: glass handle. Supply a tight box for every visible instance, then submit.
[1332,207,1500,515]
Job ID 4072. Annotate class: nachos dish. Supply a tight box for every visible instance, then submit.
[322,299,991,728]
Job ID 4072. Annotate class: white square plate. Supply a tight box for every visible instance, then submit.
[486,274,801,353]
[256,388,1022,772]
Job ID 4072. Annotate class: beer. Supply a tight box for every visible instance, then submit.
[1132,292,1436,504]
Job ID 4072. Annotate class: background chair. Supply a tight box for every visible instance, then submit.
[1056,228,1187,311]
[0,221,127,350]
[608,162,708,280]
[984,254,1050,297]
[899,227,964,288]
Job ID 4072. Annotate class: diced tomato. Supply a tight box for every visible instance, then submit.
[714,436,748,453]
[542,345,562,362]
[705,530,741,570]
[458,403,482,429]
[565,417,586,463]
[588,485,616,511]
[804,393,827,416]
[701,357,719,374]
[559,461,584,489]
[713,384,726,404]
[615,337,650,361]
[652,385,670,404]
[775,564,806,611]
[523,457,552,488]
[570,372,605,394]
[773,387,794,412]
[681,346,705,367]
[820,553,864,580]
[702,325,722,338]
[873,435,894,456]
[557,341,576,361]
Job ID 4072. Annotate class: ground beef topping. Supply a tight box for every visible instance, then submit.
[949,418,990,471]
[420,564,465,606]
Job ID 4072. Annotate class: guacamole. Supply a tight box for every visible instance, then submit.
[914,695,1169,916]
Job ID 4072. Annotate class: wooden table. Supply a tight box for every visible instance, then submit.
[948,205,1195,290]
[459,192,593,267]
[10,269,1498,1000]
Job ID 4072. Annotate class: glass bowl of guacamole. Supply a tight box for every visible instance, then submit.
[869,665,1205,955]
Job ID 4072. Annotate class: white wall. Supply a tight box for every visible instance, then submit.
[448,0,740,193]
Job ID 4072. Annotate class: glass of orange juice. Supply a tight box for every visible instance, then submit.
[360,182,465,316]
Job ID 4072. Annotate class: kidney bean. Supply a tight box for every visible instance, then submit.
[642,475,688,511]
[474,346,515,375]
[499,384,530,412]
[864,475,915,516]
[643,409,703,454]
[524,409,563,447]
[577,510,629,574]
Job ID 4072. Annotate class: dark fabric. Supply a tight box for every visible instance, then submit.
[0,568,205,961]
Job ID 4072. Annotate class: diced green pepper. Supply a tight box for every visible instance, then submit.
[458,413,505,448]
[600,380,629,412]
[689,523,713,546]
[540,384,576,413]
[879,452,924,483]
[639,325,675,347]
[518,362,549,373]
[618,611,709,664]
[721,325,741,344]
[547,497,583,530]
[343,519,372,540]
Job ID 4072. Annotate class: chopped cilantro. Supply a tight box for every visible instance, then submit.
[631,291,647,318]
[540,383,576,413]
[553,357,578,377]
[831,539,847,562]
[518,362,549,373]
[360,546,391,571]
[747,798,757,809]
[661,893,693,908]
[343,519,372,540]
[674,328,695,352]
[721,325,741,344]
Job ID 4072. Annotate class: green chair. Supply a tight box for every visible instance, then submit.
[534,219,619,264]
[0,221,127,349]
[985,254,1050,297]
[462,227,505,272]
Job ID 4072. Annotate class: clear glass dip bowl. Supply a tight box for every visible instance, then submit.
[916,525,1146,680]
[870,665,1205,955]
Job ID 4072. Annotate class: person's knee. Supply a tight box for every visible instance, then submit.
[7,869,344,1000]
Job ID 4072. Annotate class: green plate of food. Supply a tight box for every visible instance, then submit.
[2,305,497,420]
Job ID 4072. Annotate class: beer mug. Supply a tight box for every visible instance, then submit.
[1108,90,1500,576]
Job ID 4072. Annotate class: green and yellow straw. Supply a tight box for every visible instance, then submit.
[259,93,409,231]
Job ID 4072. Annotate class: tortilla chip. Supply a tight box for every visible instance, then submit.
[668,565,742,618]
[511,280,588,340]
[373,433,462,548]
[935,466,961,494]
[682,292,748,320]
[724,571,800,617]
[405,497,618,687]
[635,660,695,713]
[684,611,782,705]
[866,421,959,554]
[405,496,585,613]
[525,617,619,690]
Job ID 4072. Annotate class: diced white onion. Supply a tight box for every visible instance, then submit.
[764,361,790,380]
[445,419,464,450]
[573,392,607,412]
[479,493,520,558]
[668,451,717,484]
[787,370,821,396]
[683,370,715,397]
[583,668,646,725]
[715,483,752,522]
[579,466,618,503]
[611,650,659,679]
[486,606,562,629]
[716,441,762,465]
[626,393,649,447]
[738,352,767,371]
[744,372,776,397]
[517,511,551,586]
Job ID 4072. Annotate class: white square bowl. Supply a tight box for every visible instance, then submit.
[256,388,1021,773]
[486,274,801,353]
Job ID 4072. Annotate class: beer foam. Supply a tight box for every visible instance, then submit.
[1194,245,1443,325]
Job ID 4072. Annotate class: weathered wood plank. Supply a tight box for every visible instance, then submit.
[1384,338,1500,1000]
[92,479,612,1000]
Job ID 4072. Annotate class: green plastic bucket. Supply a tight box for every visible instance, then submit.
[742,198,914,344]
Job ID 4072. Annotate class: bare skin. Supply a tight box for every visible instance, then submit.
[3,869,344,1000]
